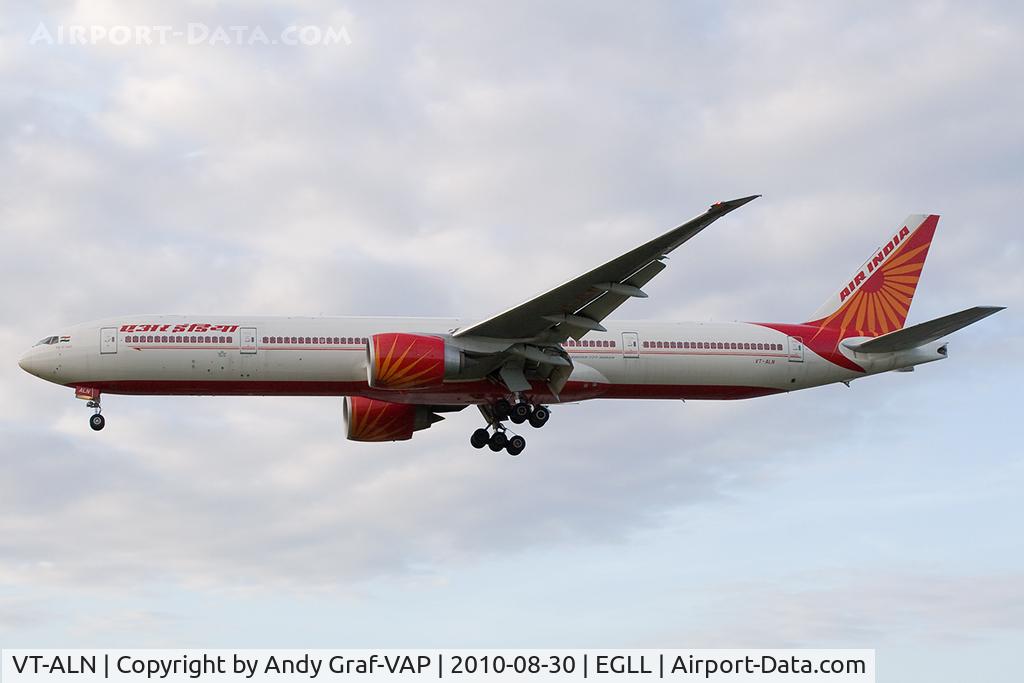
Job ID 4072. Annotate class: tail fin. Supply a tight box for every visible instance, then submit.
[805,214,938,339]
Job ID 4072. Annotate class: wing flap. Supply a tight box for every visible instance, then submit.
[563,260,667,339]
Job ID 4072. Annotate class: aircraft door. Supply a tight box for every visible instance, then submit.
[622,332,640,359]
[787,336,804,362]
[240,327,257,354]
[100,327,117,354]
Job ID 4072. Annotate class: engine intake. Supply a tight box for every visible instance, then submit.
[366,333,462,390]
[343,396,442,442]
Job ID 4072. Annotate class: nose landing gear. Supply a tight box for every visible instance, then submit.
[76,387,105,431]
[86,399,105,431]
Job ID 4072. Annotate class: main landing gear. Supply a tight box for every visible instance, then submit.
[470,399,549,456]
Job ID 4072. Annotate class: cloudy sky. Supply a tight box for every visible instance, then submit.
[1,1,1022,680]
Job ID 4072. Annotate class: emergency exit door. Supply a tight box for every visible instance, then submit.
[788,336,804,362]
[622,331,640,358]
[240,328,258,354]
[100,327,117,354]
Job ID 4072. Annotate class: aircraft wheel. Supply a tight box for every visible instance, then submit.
[493,399,512,420]
[488,431,508,452]
[470,428,490,449]
[528,406,549,428]
[506,434,526,456]
[510,402,530,424]
[89,414,105,431]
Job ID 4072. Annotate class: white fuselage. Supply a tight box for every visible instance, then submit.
[18,315,945,406]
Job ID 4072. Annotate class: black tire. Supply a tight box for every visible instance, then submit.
[470,428,490,449]
[488,431,508,452]
[510,402,531,424]
[528,406,550,428]
[89,414,105,431]
[506,434,526,456]
[493,399,512,420]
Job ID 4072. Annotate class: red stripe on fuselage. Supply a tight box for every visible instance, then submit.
[73,379,783,403]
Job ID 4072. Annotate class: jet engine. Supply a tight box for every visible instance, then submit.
[366,333,463,390]
[343,396,443,442]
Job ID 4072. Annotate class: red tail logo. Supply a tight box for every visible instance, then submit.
[839,225,911,302]
[809,215,937,341]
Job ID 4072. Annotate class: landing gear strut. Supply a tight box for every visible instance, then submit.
[470,399,551,455]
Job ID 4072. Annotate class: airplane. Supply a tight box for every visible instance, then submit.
[18,195,1003,455]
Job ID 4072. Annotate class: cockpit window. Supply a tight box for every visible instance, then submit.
[33,336,59,346]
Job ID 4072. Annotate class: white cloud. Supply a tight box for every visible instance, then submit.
[1,0,1021,661]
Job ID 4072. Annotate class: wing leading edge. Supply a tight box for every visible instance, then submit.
[454,195,760,341]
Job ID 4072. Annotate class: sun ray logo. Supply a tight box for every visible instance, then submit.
[368,333,446,390]
[839,225,911,303]
[345,397,415,441]
[810,215,937,342]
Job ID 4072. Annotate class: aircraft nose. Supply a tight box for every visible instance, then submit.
[18,349,41,377]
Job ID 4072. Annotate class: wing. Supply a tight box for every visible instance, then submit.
[454,195,760,341]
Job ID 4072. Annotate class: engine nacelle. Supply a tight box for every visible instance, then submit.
[366,332,462,390]
[343,396,441,442]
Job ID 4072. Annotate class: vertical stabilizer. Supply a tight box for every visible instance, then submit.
[806,214,938,339]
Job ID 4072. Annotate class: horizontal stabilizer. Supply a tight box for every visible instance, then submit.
[845,306,1004,353]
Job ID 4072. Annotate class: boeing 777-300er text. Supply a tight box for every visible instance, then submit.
[19,196,1003,455]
